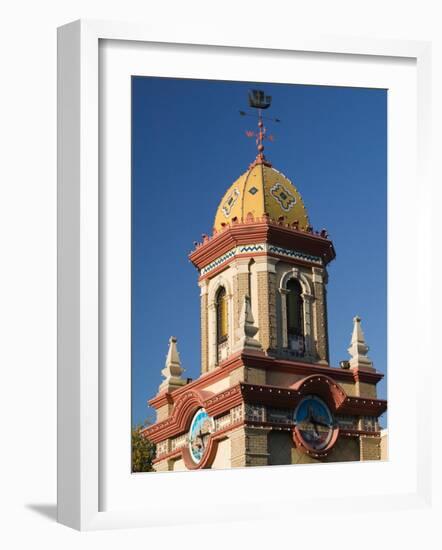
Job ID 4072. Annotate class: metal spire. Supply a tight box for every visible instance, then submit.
[240,89,280,167]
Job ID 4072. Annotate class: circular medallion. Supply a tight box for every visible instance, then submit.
[188,408,215,464]
[294,395,334,452]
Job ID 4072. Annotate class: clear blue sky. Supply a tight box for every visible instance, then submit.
[131,77,387,428]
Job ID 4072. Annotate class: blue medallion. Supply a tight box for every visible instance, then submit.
[188,408,215,464]
[294,396,334,451]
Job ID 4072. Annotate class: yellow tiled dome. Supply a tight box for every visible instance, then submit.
[214,162,309,232]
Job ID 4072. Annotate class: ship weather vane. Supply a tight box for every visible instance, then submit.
[240,89,281,166]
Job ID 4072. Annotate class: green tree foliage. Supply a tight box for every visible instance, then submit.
[131,424,156,473]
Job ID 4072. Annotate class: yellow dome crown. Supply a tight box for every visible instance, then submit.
[214,161,309,232]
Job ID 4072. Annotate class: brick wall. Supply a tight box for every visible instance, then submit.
[245,366,266,384]
[380,430,388,460]
[257,271,277,351]
[233,271,249,334]
[313,280,329,363]
[229,366,245,385]
[245,427,270,467]
[360,435,381,460]
[291,437,360,464]
[356,381,378,399]
[154,458,172,472]
[326,437,359,462]
[230,426,247,468]
[200,291,208,374]
[156,403,173,422]
[268,431,293,465]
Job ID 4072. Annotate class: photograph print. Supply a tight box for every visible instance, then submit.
[131,77,387,473]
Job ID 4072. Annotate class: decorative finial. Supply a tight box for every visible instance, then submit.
[240,89,280,168]
[347,316,374,370]
[158,336,187,392]
[233,295,262,352]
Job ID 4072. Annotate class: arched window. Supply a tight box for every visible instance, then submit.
[286,279,304,353]
[216,287,228,344]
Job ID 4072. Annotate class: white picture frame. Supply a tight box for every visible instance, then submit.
[57,19,433,531]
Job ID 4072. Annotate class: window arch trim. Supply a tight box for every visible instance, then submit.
[278,268,315,358]
[207,276,233,369]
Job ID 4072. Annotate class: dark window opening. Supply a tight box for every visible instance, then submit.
[286,279,304,355]
[216,287,228,344]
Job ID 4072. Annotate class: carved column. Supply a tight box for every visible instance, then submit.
[312,267,329,364]
[255,257,278,352]
[207,276,234,369]
[199,280,209,374]
[279,288,289,349]
[302,292,315,359]
[232,259,250,340]
[208,302,217,370]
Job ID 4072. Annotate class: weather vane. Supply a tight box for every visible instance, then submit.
[240,89,281,166]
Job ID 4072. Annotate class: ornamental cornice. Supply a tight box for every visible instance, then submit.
[148,351,384,415]
[239,351,384,385]
[339,396,387,416]
[199,242,323,277]
[238,375,347,412]
[144,385,244,444]
[144,388,212,443]
[144,375,386,445]
[189,220,335,273]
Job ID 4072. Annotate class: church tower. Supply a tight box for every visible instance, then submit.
[143,90,387,470]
